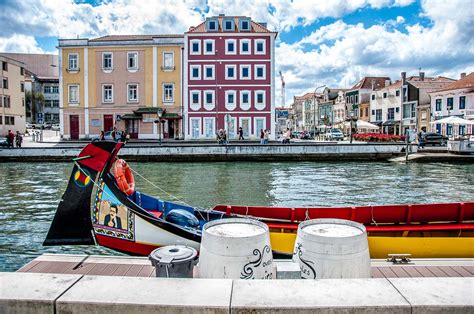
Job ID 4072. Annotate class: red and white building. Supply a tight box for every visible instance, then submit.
[184,15,277,140]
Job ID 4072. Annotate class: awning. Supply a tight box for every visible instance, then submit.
[163,113,182,119]
[382,120,401,126]
[371,121,383,126]
[133,107,162,114]
[121,113,141,120]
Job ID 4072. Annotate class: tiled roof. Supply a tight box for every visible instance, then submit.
[375,80,402,91]
[187,16,274,33]
[350,76,391,90]
[408,76,455,89]
[89,34,183,42]
[432,72,474,92]
[0,53,58,78]
[294,92,322,101]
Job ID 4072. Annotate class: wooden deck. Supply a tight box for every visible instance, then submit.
[16,254,474,279]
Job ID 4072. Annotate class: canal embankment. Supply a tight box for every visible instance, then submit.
[0,142,420,162]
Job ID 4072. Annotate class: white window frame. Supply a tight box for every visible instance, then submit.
[225,64,236,80]
[163,83,174,103]
[190,117,201,138]
[102,52,113,71]
[190,90,201,111]
[225,90,237,110]
[239,64,251,80]
[225,116,237,139]
[207,19,218,31]
[190,65,201,80]
[254,39,266,55]
[203,90,215,111]
[240,90,251,111]
[127,52,138,71]
[203,64,215,80]
[68,53,78,71]
[223,19,234,31]
[225,39,237,55]
[203,39,215,55]
[240,19,251,31]
[102,84,114,103]
[254,117,266,135]
[203,117,216,138]
[254,64,266,80]
[127,83,139,103]
[239,117,251,137]
[163,51,174,70]
[68,84,79,104]
[254,90,265,110]
[240,39,251,55]
[190,39,201,55]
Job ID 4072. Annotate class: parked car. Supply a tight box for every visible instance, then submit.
[25,122,34,129]
[0,137,8,147]
[421,132,448,146]
[325,128,344,141]
[92,130,124,142]
[52,124,60,131]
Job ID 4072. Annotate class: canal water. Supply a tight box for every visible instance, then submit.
[1,161,473,271]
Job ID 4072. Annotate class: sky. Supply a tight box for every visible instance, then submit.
[0,0,473,106]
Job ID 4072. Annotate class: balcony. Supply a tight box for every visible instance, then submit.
[465,109,474,118]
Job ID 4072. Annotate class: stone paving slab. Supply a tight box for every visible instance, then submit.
[231,278,411,313]
[56,275,232,314]
[389,277,474,313]
[0,272,82,314]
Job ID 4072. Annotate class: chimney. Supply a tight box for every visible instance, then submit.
[420,72,425,81]
[371,80,375,90]
[385,79,391,87]
[461,72,466,79]
[218,13,225,17]
[401,72,406,85]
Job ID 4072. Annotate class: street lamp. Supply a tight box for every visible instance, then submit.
[156,110,163,144]
[313,85,326,139]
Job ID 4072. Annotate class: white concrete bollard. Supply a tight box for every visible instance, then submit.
[198,218,274,279]
[293,218,370,279]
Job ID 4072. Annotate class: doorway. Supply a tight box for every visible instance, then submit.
[70,115,79,140]
[104,115,114,132]
[125,119,139,139]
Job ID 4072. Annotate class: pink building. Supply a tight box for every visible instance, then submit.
[184,15,277,140]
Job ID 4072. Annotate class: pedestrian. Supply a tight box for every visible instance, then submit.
[238,127,244,140]
[418,129,426,149]
[284,128,291,144]
[99,130,105,141]
[7,130,15,148]
[217,129,223,145]
[15,131,23,148]
[260,129,265,144]
[223,129,228,144]
[264,129,269,144]
[111,127,117,142]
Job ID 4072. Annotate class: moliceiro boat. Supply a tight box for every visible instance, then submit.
[44,142,474,258]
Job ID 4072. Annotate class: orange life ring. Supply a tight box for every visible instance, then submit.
[113,159,135,196]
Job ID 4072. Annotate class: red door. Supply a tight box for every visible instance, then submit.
[104,115,114,132]
[70,115,79,140]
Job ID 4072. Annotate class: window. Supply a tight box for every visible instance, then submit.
[240,65,251,80]
[2,61,8,71]
[3,95,10,108]
[68,54,78,71]
[204,118,215,138]
[203,65,215,80]
[371,94,375,100]
[447,124,452,136]
[447,97,453,110]
[254,65,266,80]
[225,90,236,110]
[435,99,442,111]
[240,90,250,110]
[102,52,113,70]
[240,39,251,54]
[383,92,387,98]
[388,108,395,120]
[371,110,375,116]
[376,109,382,121]
[5,116,14,125]
[204,40,215,55]
[396,90,400,97]
[403,103,416,119]
[223,19,234,31]
[2,78,8,89]
[127,52,138,70]
[459,96,466,110]
[191,118,201,138]
[20,82,24,92]
[225,39,236,55]
[459,125,466,135]
[255,91,265,110]
[190,90,201,110]
[45,113,52,122]
[53,114,59,122]
[225,65,236,80]
[52,100,59,107]
[128,84,138,102]
[255,118,265,134]
[68,85,79,103]
[207,19,218,31]
[396,107,400,113]
[102,84,113,103]
[240,19,250,31]
[20,67,24,75]
[355,95,358,104]
[255,39,265,54]
[0,116,2,124]
[190,40,201,55]
[163,52,174,70]
[190,65,201,80]
[204,90,215,110]
[163,84,174,102]
[240,118,250,137]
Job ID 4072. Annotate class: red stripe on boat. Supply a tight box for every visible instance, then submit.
[95,234,159,256]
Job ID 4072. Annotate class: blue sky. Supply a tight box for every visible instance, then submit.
[0,0,472,105]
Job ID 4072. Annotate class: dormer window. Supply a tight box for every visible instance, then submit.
[207,19,218,31]
[223,19,234,31]
[240,18,251,31]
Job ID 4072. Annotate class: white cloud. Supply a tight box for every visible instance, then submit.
[0,35,45,54]
[396,15,405,24]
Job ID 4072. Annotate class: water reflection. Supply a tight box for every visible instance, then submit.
[0,161,473,271]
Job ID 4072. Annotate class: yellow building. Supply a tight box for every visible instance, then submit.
[59,35,183,140]
[0,55,26,136]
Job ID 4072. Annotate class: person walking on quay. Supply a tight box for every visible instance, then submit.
[99,130,105,141]
[111,127,117,142]
[7,130,15,148]
[217,129,224,145]
[238,127,244,141]
[260,129,265,144]
[264,129,270,144]
[15,131,23,148]
[418,128,426,149]
[223,129,228,144]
